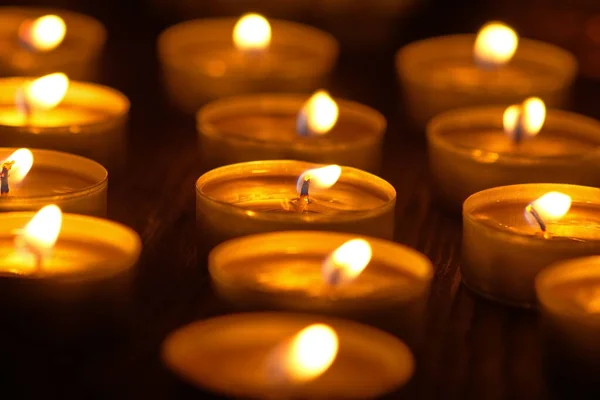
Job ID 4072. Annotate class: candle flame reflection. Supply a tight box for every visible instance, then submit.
[19,15,66,52]
[297,91,339,136]
[268,324,338,384]
[2,148,33,184]
[525,192,572,232]
[233,13,271,51]
[322,239,372,285]
[296,165,342,195]
[473,22,518,68]
[503,97,546,141]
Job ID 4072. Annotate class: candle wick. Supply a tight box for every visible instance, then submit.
[325,267,342,286]
[512,112,525,146]
[0,161,15,197]
[526,204,546,232]
[295,177,311,213]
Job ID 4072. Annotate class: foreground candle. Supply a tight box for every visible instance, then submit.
[162,313,414,399]
[209,231,432,346]
[0,148,107,216]
[0,206,141,339]
[196,161,396,250]
[536,256,600,388]
[463,184,600,307]
[0,7,105,80]
[0,74,129,170]
[158,14,339,113]
[198,91,386,171]
[428,99,600,210]
[397,21,577,129]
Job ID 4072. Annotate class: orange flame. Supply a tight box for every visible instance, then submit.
[503,97,546,140]
[525,192,572,231]
[296,165,342,195]
[17,73,69,112]
[19,15,66,52]
[322,239,372,285]
[233,13,271,51]
[474,22,518,67]
[297,91,339,136]
[2,148,33,184]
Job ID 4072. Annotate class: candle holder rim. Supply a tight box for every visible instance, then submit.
[162,311,414,399]
[196,160,396,223]
[395,33,578,89]
[0,77,130,132]
[197,93,386,150]
[536,256,600,320]
[0,211,141,282]
[463,183,600,242]
[427,106,600,164]
[0,147,107,202]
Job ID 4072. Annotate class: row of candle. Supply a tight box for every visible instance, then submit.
[1,5,599,396]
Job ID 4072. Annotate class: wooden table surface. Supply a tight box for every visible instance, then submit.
[2,0,600,398]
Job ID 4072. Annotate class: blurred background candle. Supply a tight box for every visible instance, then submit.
[197,91,386,172]
[0,206,141,342]
[162,313,414,399]
[462,184,600,307]
[0,74,129,171]
[427,99,600,210]
[397,21,577,130]
[196,161,396,251]
[158,14,339,113]
[536,256,600,389]
[0,7,106,81]
[0,148,107,216]
[209,231,433,348]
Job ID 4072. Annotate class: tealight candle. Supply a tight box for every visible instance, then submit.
[158,14,339,113]
[428,99,600,210]
[162,313,414,399]
[0,206,141,340]
[0,148,107,216]
[197,91,386,172]
[209,231,433,347]
[536,256,600,387]
[396,21,577,129]
[0,7,106,80]
[196,161,396,250]
[0,74,129,170]
[462,184,600,307]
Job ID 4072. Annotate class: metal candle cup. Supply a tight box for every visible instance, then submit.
[428,106,600,211]
[0,148,107,216]
[462,184,600,308]
[536,256,600,387]
[162,313,414,399]
[0,77,129,170]
[197,93,385,172]
[396,34,577,129]
[196,161,396,250]
[209,231,432,347]
[0,7,105,80]
[158,17,338,113]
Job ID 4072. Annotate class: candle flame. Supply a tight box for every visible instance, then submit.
[19,73,69,111]
[2,148,34,184]
[297,91,339,136]
[233,13,271,51]
[322,239,372,285]
[274,324,338,383]
[473,22,518,67]
[19,204,62,256]
[503,97,546,140]
[525,192,572,230]
[19,15,66,52]
[296,165,342,195]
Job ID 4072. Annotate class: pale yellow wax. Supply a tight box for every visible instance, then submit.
[427,62,537,92]
[0,105,105,127]
[222,256,414,300]
[472,201,600,240]
[4,168,94,197]
[0,238,127,277]
[447,129,597,157]
[202,176,388,214]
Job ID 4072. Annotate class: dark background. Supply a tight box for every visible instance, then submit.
[2,0,600,398]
